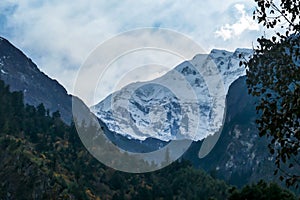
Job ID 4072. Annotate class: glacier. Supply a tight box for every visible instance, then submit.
[91,48,252,141]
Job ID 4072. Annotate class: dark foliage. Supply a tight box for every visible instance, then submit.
[0,79,230,199]
[229,180,297,200]
[0,80,297,198]
[241,0,300,187]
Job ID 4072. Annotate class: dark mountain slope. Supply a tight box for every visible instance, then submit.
[0,37,72,123]
[184,76,278,187]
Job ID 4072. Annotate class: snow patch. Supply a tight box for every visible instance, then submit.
[1,69,8,74]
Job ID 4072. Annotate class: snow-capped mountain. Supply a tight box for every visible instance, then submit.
[92,48,252,141]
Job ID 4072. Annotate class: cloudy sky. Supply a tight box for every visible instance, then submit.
[0,0,263,104]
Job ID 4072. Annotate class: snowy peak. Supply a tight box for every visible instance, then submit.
[92,48,252,141]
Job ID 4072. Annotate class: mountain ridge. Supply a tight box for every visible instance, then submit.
[0,36,73,124]
[92,48,252,141]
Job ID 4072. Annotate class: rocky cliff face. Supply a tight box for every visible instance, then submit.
[0,37,72,124]
[184,76,277,187]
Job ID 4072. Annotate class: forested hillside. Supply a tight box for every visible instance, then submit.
[0,79,230,199]
[0,79,297,199]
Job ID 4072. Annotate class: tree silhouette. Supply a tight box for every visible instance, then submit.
[242,0,300,187]
[229,180,297,200]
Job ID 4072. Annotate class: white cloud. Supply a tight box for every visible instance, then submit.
[215,4,260,40]
[0,0,260,103]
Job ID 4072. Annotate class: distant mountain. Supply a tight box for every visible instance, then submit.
[0,36,171,154]
[92,48,252,141]
[0,37,72,123]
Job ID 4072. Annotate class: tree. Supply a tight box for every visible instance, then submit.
[37,103,46,117]
[228,180,297,200]
[242,0,300,187]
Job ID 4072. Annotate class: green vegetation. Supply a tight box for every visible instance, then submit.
[0,79,297,199]
[0,79,231,199]
[229,180,298,200]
